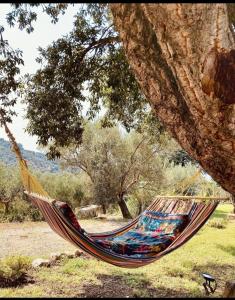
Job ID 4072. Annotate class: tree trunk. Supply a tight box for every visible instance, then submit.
[101,204,107,214]
[231,194,235,214]
[138,201,143,216]
[118,196,132,219]
[4,202,9,215]
[110,4,235,195]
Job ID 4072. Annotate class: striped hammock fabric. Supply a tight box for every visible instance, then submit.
[25,192,218,268]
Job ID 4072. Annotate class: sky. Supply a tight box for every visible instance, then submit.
[0,3,81,152]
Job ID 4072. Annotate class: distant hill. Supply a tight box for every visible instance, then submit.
[0,138,60,173]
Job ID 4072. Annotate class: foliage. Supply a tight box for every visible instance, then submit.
[127,161,229,217]
[150,162,197,196]
[0,120,228,221]
[36,171,85,208]
[20,3,151,158]
[0,159,85,221]
[156,162,227,197]
[0,197,44,223]
[207,218,228,229]
[0,3,233,222]
[0,255,31,283]
[60,121,165,217]
[0,162,22,214]
[6,3,69,33]
[0,3,69,125]
[0,25,23,122]
[169,149,197,167]
[127,188,157,218]
[0,162,46,221]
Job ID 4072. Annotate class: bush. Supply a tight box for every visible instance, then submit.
[0,256,31,285]
[207,218,228,229]
[0,198,44,223]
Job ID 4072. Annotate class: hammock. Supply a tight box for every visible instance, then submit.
[0,116,227,268]
[26,192,218,268]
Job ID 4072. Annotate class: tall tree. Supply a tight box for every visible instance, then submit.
[60,122,164,219]
[110,4,235,195]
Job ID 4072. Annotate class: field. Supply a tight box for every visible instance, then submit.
[0,204,235,298]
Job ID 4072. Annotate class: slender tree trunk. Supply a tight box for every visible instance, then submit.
[231,194,235,214]
[110,4,235,195]
[101,204,107,214]
[118,195,132,219]
[138,202,143,216]
[4,202,9,215]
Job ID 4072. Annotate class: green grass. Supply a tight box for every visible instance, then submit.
[0,204,234,298]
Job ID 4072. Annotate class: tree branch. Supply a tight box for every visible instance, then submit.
[61,153,94,183]
[120,136,148,191]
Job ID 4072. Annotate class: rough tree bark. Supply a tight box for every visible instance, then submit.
[110,4,235,195]
[118,193,132,219]
[101,204,107,214]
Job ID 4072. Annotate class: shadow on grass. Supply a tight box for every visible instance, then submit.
[192,262,234,297]
[78,273,197,298]
[32,260,234,298]
[216,244,235,257]
[0,274,35,288]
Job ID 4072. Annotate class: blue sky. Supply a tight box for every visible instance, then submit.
[0,4,81,152]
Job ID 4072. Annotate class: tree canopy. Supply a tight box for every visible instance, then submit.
[60,121,166,218]
[1,4,154,159]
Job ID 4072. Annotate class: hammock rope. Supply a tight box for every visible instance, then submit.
[0,111,50,199]
[0,114,229,268]
[170,168,202,196]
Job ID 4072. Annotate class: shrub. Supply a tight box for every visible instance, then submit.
[207,218,228,229]
[0,198,44,223]
[0,256,31,284]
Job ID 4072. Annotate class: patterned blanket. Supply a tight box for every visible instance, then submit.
[95,211,189,258]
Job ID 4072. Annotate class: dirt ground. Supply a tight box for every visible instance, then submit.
[0,218,128,259]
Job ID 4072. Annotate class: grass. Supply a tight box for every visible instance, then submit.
[0,204,234,298]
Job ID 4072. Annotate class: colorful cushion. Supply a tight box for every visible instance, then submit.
[54,201,82,232]
[135,211,189,235]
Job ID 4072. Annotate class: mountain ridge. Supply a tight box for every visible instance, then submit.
[0,138,60,172]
